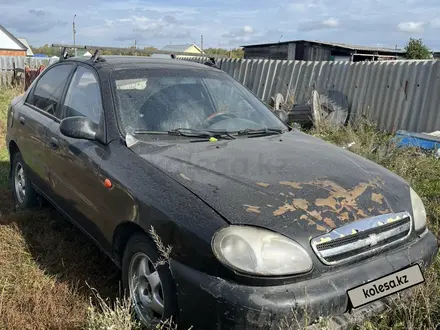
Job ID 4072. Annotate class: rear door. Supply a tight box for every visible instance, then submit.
[17,63,74,192]
[46,65,110,246]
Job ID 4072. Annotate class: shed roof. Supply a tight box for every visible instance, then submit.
[241,39,405,54]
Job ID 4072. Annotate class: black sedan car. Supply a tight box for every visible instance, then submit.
[6,55,438,329]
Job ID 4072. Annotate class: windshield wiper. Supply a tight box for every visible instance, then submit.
[237,128,283,136]
[168,128,236,140]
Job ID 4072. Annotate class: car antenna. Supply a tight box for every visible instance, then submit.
[91,49,100,62]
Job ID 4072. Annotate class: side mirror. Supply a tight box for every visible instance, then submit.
[60,116,98,140]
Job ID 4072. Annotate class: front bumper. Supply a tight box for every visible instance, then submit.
[170,230,438,330]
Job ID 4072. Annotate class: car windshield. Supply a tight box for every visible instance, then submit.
[111,67,288,135]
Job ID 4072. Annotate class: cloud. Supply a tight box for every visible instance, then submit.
[323,18,339,28]
[430,19,440,28]
[286,2,321,13]
[163,15,178,24]
[243,25,253,33]
[2,9,67,34]
[221,25,255,42]
[220,28,283,46]
[397,21,424,33]
[105,14,192,43]
[2,0,440,50]
[298,18,341,31]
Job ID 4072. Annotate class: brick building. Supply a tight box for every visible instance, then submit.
[0,24,28,56]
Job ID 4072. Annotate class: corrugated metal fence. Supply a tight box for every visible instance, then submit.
[179,56,440,133]
[0,56,50,87]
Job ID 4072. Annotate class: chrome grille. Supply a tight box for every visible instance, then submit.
[311,212,412,265]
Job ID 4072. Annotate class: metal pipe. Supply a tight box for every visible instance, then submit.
[72,14,77,56]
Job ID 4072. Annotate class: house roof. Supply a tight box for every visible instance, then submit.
[160,43,203,53]
[17,38,34,56]
[76,49,92,56]
[241,39,405,54]
[0,24,27,50]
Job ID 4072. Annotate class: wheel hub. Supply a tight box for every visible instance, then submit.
[14,163,26,204]
[128,252,165,325]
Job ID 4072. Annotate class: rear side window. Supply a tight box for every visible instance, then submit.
[27,64,73,117]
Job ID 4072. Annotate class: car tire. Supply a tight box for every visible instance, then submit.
[11,152,38,209]
[122,232,178,327]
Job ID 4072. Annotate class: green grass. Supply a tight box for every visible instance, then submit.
[0,86,439,329]
[309,121,440,330]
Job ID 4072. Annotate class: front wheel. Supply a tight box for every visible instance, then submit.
[11,152,38,209]
[122,232,177,327]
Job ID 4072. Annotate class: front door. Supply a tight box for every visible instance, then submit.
[46,65,110,248]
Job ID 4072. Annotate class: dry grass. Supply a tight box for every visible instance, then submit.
[0,87,122,329]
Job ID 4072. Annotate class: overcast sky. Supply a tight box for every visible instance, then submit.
[2,0,440,50]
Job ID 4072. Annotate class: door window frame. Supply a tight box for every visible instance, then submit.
[60,64,104,122]
[59,63,107,144]
[25,63,77,122]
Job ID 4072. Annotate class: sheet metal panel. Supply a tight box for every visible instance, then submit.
[167,56,440,132]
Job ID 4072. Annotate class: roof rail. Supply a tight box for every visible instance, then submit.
[60,47,69,60]
[91,49,101,62]
[51,43,231,59]
[204,57,219,69]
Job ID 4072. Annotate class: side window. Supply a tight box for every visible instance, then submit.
[27,64,73,116]
[62,66,103,125]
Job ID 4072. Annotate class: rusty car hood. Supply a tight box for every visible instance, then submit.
[131,130,411,241]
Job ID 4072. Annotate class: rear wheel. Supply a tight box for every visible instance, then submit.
[11,152,38,209]
[122,233,177,327]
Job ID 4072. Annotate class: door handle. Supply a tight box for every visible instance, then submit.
[19,116,25,125]
[49,137,59,150]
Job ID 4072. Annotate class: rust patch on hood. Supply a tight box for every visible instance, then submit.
[309,210,323,221]
[339,212,349,221]
[245,205,261,214]
[316,225,326,231]
[273,204,295,216]
[293,199,308,210]
[323,218,336,228]
[372,193,384,204]
[315,196,338,210]
[261,179,392,233]
[280,181,302,189]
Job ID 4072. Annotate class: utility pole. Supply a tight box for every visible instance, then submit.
[201,34,204,52]
[73,14,77,56]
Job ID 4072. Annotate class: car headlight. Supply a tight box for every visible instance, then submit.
[410,187,427,233]
[212,226,313,276]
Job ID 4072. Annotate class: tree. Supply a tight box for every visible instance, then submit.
[404,38,432,59]
[29,44,59,56]
[204,47,244,58]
